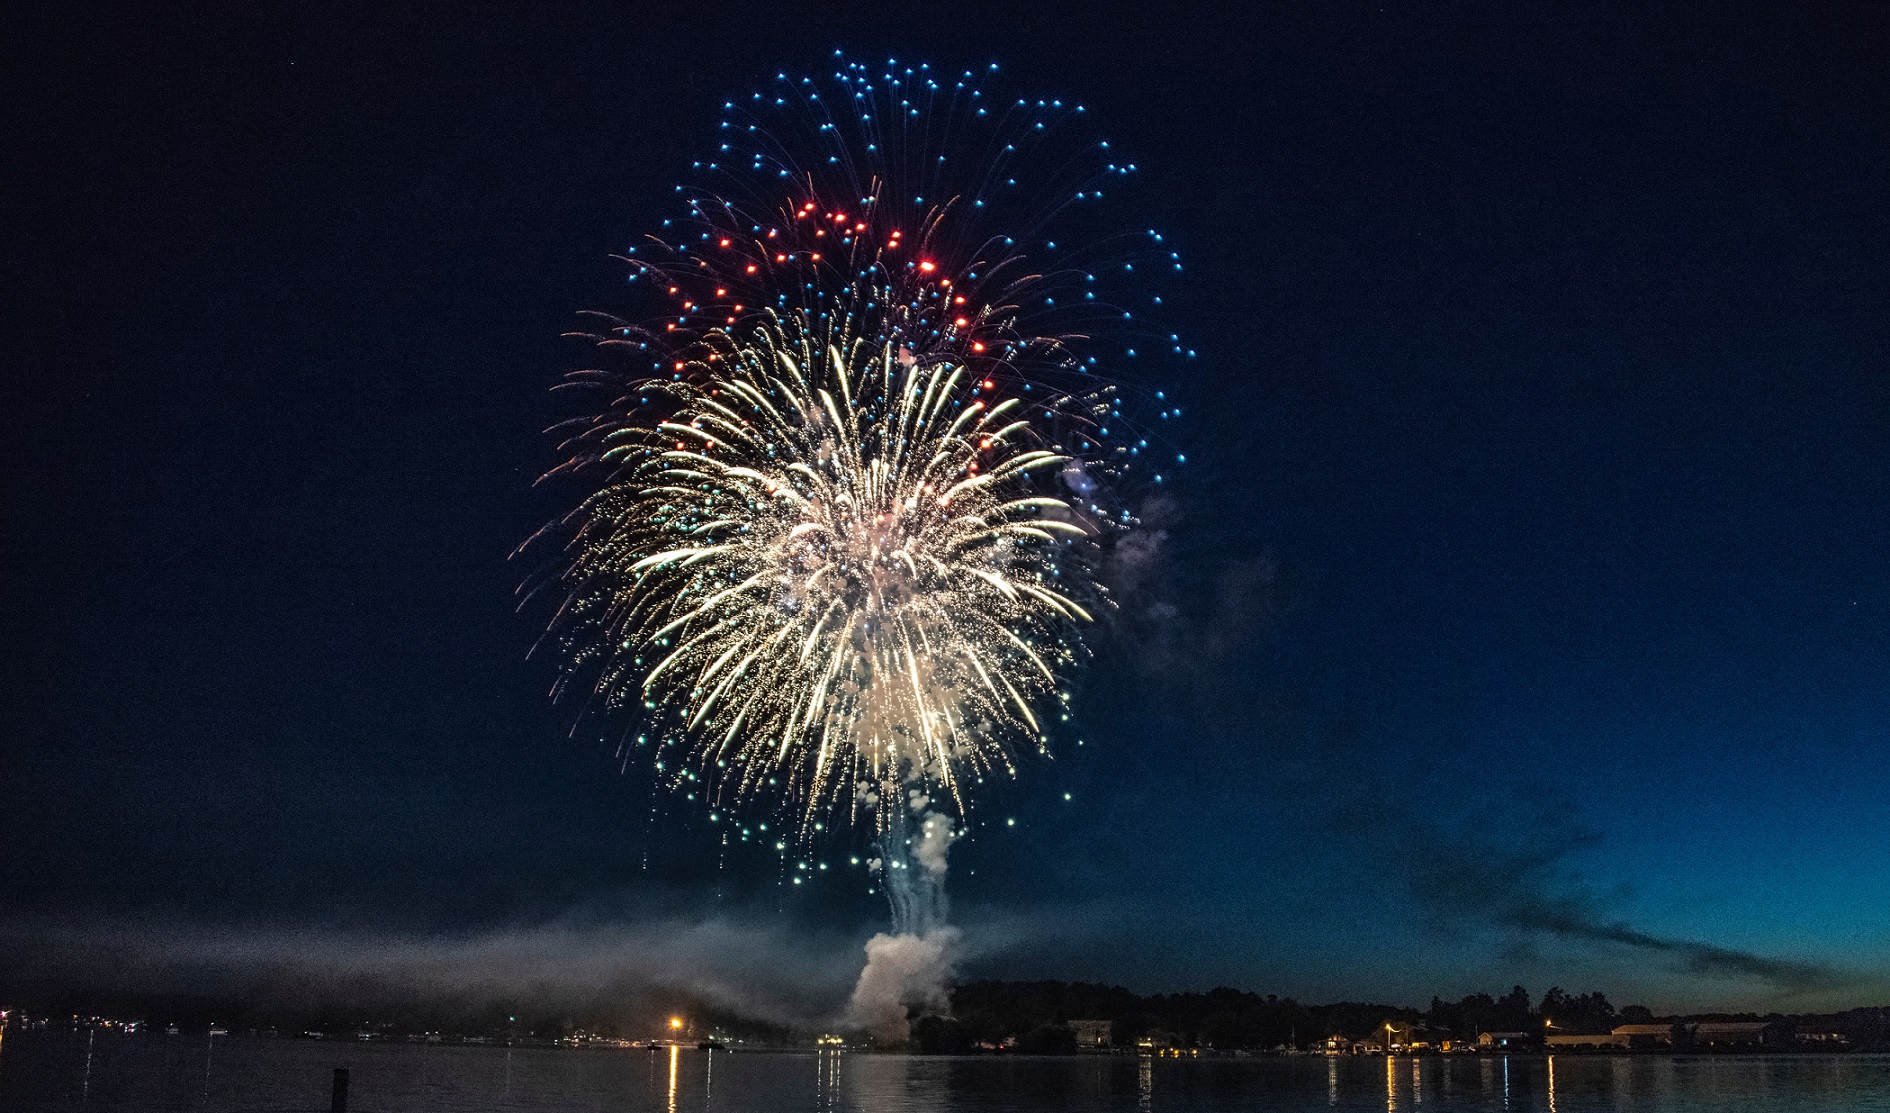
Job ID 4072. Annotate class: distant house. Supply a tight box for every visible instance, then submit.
[1689,1021,1792,1049]
[1380,1021,1447,1053]
[1545,1031,1628,1050]
[1476,1031,1539,1051]
[1069,1020,1111,1050]
[1610,1023,1682,1049]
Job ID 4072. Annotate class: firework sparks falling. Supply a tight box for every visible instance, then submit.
[552,312,1100,829]
[526,54,1186,846]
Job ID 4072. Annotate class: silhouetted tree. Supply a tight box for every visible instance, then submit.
[1540,987,1617,1031]
[912,1016,973,1054]
[1495,985,1533,1030]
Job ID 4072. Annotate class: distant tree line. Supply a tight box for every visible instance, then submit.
[919,981,1890,1054]
[9,972,1888,1053]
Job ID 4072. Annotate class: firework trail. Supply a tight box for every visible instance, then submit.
[525,57,1186,975]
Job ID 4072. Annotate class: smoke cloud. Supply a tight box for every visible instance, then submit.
[843,926,962,1043]
[0,895,1081,1037]
[912,811,955,878]
[1100,496,1286,683]
[0,912,871,1029]
[847,799,963,1043]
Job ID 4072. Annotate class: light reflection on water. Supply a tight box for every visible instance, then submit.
[2,1034,1889,1112]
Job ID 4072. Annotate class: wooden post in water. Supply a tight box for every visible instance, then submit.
[330,1067,350,1113]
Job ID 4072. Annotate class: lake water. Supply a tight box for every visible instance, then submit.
[3,1033,1888,1112]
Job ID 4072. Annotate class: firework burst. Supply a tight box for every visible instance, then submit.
[527,54,1184,839]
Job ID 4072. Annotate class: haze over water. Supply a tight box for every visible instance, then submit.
[4,1035,1889,1112]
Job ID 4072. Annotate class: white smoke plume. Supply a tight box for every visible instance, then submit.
[842,925,962,1043]
[845,796,963,1043]
[0,912,870,1028]
[912,811,956,878]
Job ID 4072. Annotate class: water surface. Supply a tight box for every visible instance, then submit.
[3,1033,1887,1111]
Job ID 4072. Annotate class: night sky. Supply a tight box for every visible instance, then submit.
[5,0,1886,1017]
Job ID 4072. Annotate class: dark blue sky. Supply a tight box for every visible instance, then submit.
[4,0,1886,1015]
